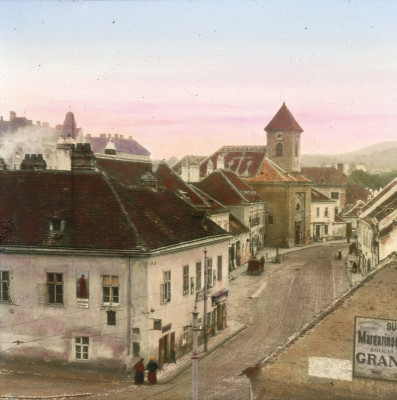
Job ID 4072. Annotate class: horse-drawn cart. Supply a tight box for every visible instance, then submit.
[247,256,265,275]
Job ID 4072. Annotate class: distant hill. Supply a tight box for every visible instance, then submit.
[302,142,397,173]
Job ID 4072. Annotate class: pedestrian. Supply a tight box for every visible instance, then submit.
[133,358,145,384]
[146,355,159,384]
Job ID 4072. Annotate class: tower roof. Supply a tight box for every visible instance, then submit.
[264,103,303,133]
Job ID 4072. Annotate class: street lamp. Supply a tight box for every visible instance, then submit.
[203,248,208,352]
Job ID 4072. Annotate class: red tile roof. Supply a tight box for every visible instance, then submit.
[334,214,346,223]
[264,103,303,133]
[0,171,138,250]
[346,181,371,205]
[96,158,209,209]
[367,191,397,221]
[192,186,229,214]
[198,146,266,178]
[311,188,334,203]
[194,170,264,206]
[246,157,311,183]
[301,167,347,185]
[0,170,228,252]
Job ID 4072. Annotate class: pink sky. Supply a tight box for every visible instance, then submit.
[1,1,396,159]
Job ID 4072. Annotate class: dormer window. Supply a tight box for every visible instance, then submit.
[50,218,65,233]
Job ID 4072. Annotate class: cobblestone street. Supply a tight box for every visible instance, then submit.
[1,241,362,400]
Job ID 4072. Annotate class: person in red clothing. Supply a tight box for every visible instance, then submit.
[133,358,145,384]
[146,356,159,384]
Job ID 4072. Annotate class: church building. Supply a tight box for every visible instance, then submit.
[245,103,312,248]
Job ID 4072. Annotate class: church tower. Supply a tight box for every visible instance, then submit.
[265,103,303,173]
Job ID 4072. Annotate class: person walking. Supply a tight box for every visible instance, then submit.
[133,358,145,384]
[146,356,159,384]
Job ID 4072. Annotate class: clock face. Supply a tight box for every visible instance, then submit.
[276,132,283,140]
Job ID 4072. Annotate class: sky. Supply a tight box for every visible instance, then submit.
[0,0,396,160]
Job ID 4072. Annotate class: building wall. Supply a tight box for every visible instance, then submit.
[0,252,136,369]
[210,212,230,232]
[0,240,230,369]
[145,239,230,361]
[379,231,397,261]
[249,257,397,400]
[310,201,335,239]
[250,182,311,248]
[357,219,377,269]
[312,185,346,213]
[267,131,301,173]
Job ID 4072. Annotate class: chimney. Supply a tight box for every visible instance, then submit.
[37,121,41,126]
[85,133,91,138]
[43,122,49,127]
[20,154,47,171]
[0,157,8,170]
[337,163,344,173]
[9,111,16,121]
[129,136,132,140]
[140,168,157,188]
[120,135,123,139]
[71,143,96,171]
[114,134,119,139]
[100,133,106,138]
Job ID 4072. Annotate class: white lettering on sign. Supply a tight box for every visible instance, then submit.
[308,357,352,381]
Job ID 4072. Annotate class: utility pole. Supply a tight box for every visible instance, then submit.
[203,249,208,352]
[191,303,199,400]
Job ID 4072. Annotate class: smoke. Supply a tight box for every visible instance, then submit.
[0,125,59,166]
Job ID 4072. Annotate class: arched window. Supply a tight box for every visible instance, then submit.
[276,143,283,157]
[295,141,298,157]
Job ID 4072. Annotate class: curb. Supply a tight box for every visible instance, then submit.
[0,394,93,399]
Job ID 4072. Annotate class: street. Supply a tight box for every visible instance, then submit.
[0,242,354,400]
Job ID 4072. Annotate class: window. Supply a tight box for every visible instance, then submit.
[268,214,274,224]
[0,271,10,301]
[133,342,140,357]
[295,141,298,157]
[275,143,283,157]
[217,256,222,281]
[47,273,63,304]
[183,265,189,295]
[324,225,329,235]
[182,325,189,342]
[324,207,329,217]
[316,208,320,217]
[107,310,116,325]
[190,277,194,295]
[213,270,217,287]
[335,207,339,215]
[75,337,89,360]
[207,258,213,288]
[161,271,171,304]
[103,275,119,304]
[195,262,201,291]
[331,192,339,199]
[132,327,140,334]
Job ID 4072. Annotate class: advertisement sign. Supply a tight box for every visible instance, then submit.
[354,317,397,381]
